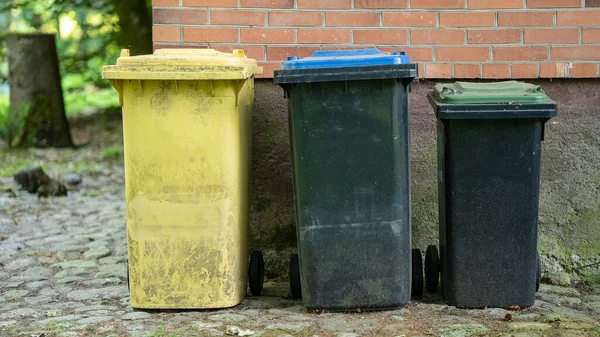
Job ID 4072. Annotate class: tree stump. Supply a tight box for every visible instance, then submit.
[5,34,74,148]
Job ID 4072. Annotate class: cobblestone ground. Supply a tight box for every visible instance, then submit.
[1,167,600,337]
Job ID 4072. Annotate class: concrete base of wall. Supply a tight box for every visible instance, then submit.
[250,79,600,282]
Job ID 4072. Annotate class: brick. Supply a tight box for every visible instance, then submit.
[183,28,238,43]
[241,0,294,8]
[153,0,179,6]
[154,9,207,25]
[583,28,600,43]
[557,11,600,26]
[436,46,491,62]
[211,10,265,26]
[482,63,510,78]
[527,0,581,8]
[454,63,481,78]
[440,12,495,27]
[326,12,380,27]
[494,46,547,61]
[380,47,434,61]
[587,0,600,7]
[354,29,408,44]
[540,62,570,77]
[355,0,408,8]
[383,12,437,27]
[269,12,322,27]
[425,63,452,78]
[297,29,351,43]
[183,0,237,6]
[256,62,281,78]
[511,64,539,78]
[411,29,464,45]
[298,0,352,8]
[240,28,295,43]
[412,0,465,9]
[468,29,521,44]
[552,46,600,61]
[498,11,554,26]
[154,44,198,51]
[153,26,180,42]
[211,45,265,61]
[468,0,523,9]
[570,63,597,77]
[524,28,579,44]
[266,46,320,61]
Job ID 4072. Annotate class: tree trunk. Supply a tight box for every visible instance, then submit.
[6,34,74,148]
[112,0,153,56]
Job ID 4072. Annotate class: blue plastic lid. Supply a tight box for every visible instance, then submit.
[281,48,411,70]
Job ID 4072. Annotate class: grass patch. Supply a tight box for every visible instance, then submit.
[102,144,122,160]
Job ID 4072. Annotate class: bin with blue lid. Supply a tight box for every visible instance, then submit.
[425,81,557,308]
[274,48,419,311]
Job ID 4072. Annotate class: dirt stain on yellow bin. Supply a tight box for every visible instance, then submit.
[103,49,262,309]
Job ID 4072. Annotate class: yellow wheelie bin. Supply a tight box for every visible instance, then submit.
[102,49,263,309]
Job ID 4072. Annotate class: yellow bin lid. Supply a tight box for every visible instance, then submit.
[102,49,263,81]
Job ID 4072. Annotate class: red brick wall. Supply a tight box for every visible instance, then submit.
[152,0,600,78]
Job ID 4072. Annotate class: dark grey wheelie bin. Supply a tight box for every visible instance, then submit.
[274,49,420,311]
[426,81,557,308]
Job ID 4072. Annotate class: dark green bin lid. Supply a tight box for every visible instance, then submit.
[433,81,549,104]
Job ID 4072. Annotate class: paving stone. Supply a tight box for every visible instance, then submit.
[55,267,90,278]
[2,289,29,299]
[65,285,128,301]
[84,246,111,260]
[265,322,313,333]
[0,281,23,288]
[208,313,249,322]
[0,308,38,319]
[73,305,118,313]
[56,276,86,284]
[76,316,113,325]
[94,264,127,279]
[499,333,540,337]
[37,315,85,325]
[582,295,600,303]
[4,257,37,271]
[581,301,600,313]
[538,284,581,297]
[122,312,152,320]
[82,277,123,286]
[335,333,359,337]
[0,320,17,327]
[543,272,571,286]
[438,324,489,337]
[23,295,57,305]
[26,280,50,290]
[507,322,552,331]
[536,292,581,307]
[51,260,98,269]
[193,322,223,329]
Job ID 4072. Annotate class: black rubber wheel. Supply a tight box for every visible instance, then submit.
[411,248,424,298]
[425,245,440,294]
[289,253,302,300]
[536,252,541,292]
[249,250,265,296]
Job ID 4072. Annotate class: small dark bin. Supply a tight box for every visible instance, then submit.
[427,81,557,308]
[274,49,418,311]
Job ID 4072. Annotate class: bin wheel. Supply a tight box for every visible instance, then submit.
[411,249,424,298]
[289,253,302,300]
[536,253,542,292]
[249,251,265,296]
[425,245,440,294]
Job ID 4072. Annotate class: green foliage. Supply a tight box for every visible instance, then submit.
[102,143,121,160]
[0,0,122,87]
[0,102,29,147]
